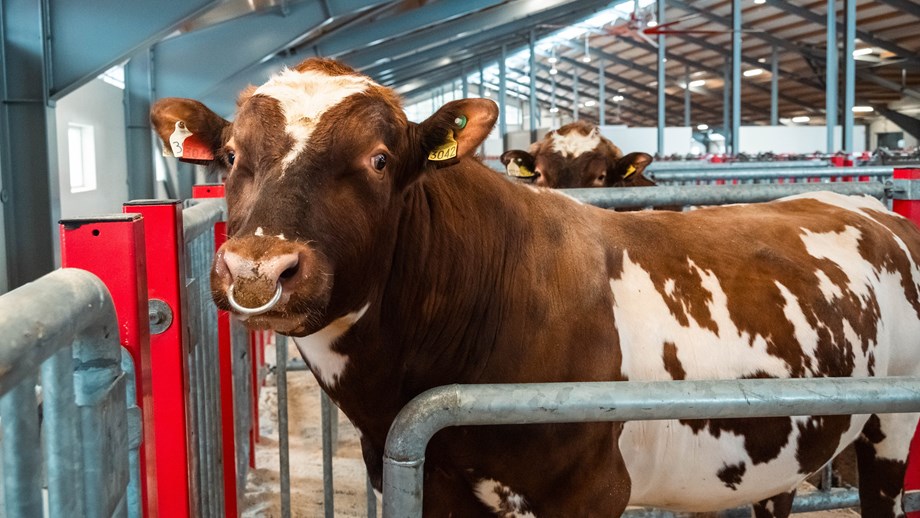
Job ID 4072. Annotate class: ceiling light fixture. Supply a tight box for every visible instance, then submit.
[612,95,624,102]
[743,68,764,77]
[791,116,810,123]
[852,48,874,57]
[548,46,558,64]
[582,35,592,63]
[697,124,709,130]
[852,106,874,113]
[688,79,707,88]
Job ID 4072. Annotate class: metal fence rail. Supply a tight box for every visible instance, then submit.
[183,199,227,518]
[562,181,888,210]
[650,166,894,185]
[382,377,920,518]
[0,268,140,517]
[648,160,832,171]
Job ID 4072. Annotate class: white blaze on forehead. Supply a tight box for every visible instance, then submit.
[255,68,375,171]
[292,303,369,388]
[550,127,602,157]
[473,479,536,518]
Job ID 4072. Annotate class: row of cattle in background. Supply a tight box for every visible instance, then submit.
[151,58,920,517]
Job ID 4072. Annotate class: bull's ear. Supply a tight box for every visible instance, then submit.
[607,152,653,185]
[417,99,498,168]
[151,98,230,165]
[500,150,537,179]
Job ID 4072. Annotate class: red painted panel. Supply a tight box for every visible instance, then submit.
[60,215,157,517]
[124,201,192,518]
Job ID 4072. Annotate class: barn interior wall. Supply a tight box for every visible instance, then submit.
[869,117,919,150]
[739,126,867,154]
[54,79,129,220]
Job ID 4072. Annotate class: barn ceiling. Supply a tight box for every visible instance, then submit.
[153,0,920,129]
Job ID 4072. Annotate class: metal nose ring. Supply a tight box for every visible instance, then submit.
[227,283,283,316]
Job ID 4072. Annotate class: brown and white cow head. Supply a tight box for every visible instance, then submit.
[151,59,498,336]
[500,121,653,188]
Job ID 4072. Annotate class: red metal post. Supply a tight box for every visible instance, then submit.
[59,214,157,517]
[891,169,920,512]
[124,201,192,518]
[192,184,240,518]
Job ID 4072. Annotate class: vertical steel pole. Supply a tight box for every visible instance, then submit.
[499,46,508,151]
[598,57,606,125]
[321,390,335,518]
[529,29,538,141]
[842,0,855,153]
[551,74,557,128]
[723,60,730,151]
[125,47,156,200]
[478,60,486,158]
[1,379,42,517]
[41,348,86,518]
[771,45,779,126]
[276,335,291,518]
[657,0,666,156]
[573,71,580,122]
[461,67,469,99]
[731,0,741,155]
[684,65,691,127]
[826,0,838,153]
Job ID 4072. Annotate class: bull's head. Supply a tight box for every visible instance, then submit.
[151,59,497,336]
[500,121,653,188]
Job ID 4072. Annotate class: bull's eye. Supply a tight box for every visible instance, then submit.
[598,174,605,182]
[227,151,236,166]
[372,153,387,171]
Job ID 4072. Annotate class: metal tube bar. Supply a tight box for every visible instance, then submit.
[277,335,291,518]
[383,377,920,518]
[842,0,855,153]
[771,46,779,126]
[826,0,838,153]
[478,60,486,157]
[624,489,860,517]
[648,160,831,171]
[2,379,42,517]
[367,475,378,518]
[322,390,335,518]
[461,68,468,99]
[657,0,666,156]
[182,199,226,242]
[731,0,741,154]
[723,60,730,151]
[561,181,887,210]
[42,346,86,517]
[649,166,893,181]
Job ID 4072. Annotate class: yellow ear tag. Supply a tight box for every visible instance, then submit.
[428,130,458,161]
[508,160,535,178]
[624,164,637,178]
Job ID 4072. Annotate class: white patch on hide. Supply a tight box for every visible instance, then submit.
[254,227,264,237]
[292,303,369,388]
[550,127,601,157]
[255,68,374,173]
[813,269,842,302]
[473,479,536,518]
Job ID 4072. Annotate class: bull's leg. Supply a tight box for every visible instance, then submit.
[855,413,920,518]
[751,490,795,518]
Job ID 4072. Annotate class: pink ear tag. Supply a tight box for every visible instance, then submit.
[168,120,214,163]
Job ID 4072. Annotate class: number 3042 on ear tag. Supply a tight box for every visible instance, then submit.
[428,130,458,161]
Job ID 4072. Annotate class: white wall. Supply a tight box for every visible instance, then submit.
[599,126,693,156]
[738,125,866,154]
[868,118,918,149]
[55,79,128,219]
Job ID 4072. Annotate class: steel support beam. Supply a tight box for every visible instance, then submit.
[573,70,579,122]
[731,0,741,154]
[657,0,666,156]
[344,0,606,71]
[125,47,156,201]
[0,0,57,290]
[499,45,507,148]
[842,0,855,153]
[771,46,779,125]
[723,60,730,148]
[764,0,920,68]
[48,0,221,99]
[529,30,538,141]
[155,0,390,101]
[598,58,605,125]
[684,65,691,127]
[826,0,838,153]
[874,0,920,18]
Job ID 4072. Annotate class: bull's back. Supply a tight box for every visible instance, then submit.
[602,192,920,510]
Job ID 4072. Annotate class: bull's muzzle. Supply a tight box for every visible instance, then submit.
[227,282,283,315]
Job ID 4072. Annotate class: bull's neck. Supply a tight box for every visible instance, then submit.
[382,161,531,387]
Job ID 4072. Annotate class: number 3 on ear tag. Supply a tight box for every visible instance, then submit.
[428,130,458,161]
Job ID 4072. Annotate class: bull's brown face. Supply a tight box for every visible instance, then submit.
[151,58,497,336]
[500,121,653,189]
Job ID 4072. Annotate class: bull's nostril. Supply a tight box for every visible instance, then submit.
[280,265,298,280]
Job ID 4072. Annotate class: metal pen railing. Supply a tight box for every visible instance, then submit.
[382,378,920,518]
[650,166,894,186]
[0,268,140,517]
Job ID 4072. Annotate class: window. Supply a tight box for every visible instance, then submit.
[68,123,97,193]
